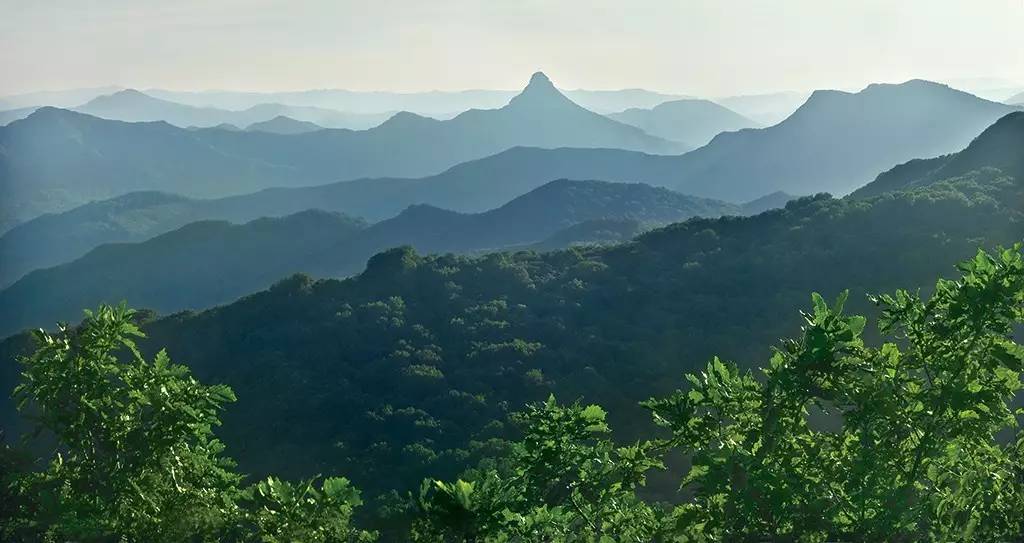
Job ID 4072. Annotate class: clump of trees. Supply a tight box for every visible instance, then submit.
[0,304,376,542]
[3,246,1024,541]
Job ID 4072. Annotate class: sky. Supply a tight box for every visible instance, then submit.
[1,0,1022,97]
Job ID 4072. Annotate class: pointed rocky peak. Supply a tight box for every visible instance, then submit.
[506,71,578,110]
[527,71,555,90]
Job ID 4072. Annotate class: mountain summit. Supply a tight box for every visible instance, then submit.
[506,71,574,109]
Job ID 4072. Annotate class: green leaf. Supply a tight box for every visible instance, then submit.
[811,292,828,319]
[581,404,607,423]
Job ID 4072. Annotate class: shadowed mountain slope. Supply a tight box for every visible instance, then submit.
[0,180,740,336]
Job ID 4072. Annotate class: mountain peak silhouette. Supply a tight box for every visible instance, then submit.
[528,71,553,86]
[506,71,575,109]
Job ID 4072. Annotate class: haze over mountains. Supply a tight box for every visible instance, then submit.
[0,84,689,122]
[0,90,392,130]
[0,163,794,288]
[659,80,1021,199]
[1,73,1019,287]
[76,89,392,130]
[379,79,1018,203]
[713,91,810,125]
[0,72,683,231]
[147,86,690,116]
[0,86,122,110]
[0,179,755,336]
[609,98,760,147]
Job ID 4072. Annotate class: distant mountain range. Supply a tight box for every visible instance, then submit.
[146,86,690,116]
[1007,90,1024,105]
[1,137,802,288]
[608,99,759,147]
[74,89,393,130]
[0,179,756,336]
[0,83,688,117]
[350,80,1015,204]
[3,77,1015,236]
[0,72,682,231]
[0,91,393,129]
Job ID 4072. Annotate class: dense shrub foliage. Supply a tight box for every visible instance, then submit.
[0,305,376,542]
[3,246,1023,540]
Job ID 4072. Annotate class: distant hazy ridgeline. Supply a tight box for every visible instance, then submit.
[0,73,685,231]
[608,98,760,147]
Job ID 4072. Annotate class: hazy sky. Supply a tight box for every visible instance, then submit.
[1,0,1022,97]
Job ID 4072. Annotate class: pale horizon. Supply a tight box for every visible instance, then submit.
[2,0,1022,99]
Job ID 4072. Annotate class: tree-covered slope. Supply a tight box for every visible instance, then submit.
[120,164,1022,502]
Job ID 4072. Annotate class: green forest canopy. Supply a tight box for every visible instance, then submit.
[3,245,1023,541]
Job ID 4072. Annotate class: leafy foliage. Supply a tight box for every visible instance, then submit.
[244,475,375,543]
[413,395,665,542]
[644,246,1024,541]
[1,304,375,542]
[2,247,1023,541]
